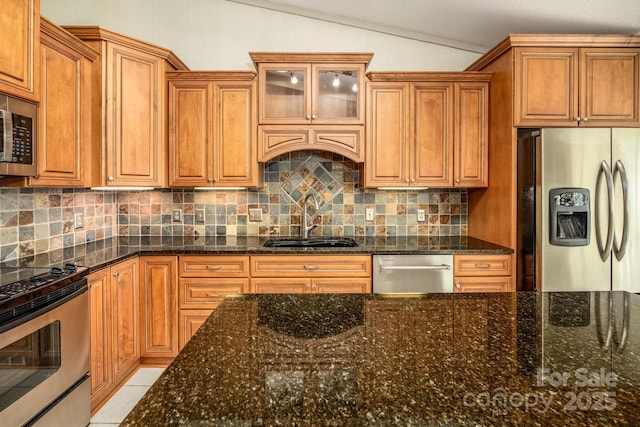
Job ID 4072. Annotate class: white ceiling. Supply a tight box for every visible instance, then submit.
[229,0,640,52]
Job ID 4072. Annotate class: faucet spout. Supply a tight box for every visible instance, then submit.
[302,194,320,239]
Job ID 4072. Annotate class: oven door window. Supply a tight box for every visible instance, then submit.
[0,321,61,411]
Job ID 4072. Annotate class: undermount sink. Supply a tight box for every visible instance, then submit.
[263,237,358,248]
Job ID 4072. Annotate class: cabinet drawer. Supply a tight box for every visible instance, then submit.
[179,255,249,277]
[251,278,311,294]
[179,278,249,309]
[250,255,372,277]
[453,255,512,276]
[454,276,513,293]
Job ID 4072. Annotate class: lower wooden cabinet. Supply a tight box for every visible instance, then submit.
[140,256,178,361]
[249,255,372,293]
[453,254,514,292]
[178,255,250,349]
[88,257,140,412]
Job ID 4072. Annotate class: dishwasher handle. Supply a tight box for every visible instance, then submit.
[379,264,451,271]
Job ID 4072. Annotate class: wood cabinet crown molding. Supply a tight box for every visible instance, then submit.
[166,71,256,80]
[367,72,491,82]
[63,26,189,71]
[40,17,99,61]
[466,33,640,71]
[249,52,373,67]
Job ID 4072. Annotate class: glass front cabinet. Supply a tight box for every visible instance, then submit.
[251,53,372,125]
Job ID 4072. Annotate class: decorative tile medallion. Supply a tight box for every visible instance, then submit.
[280,156,344,221]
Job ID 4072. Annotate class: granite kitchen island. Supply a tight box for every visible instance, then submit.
[121,292,640,425]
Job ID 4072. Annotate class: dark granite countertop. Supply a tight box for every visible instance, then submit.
[121,291,640,426]
[1,235,512,271]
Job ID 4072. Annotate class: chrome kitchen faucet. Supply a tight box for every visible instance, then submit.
[302,193,319,238]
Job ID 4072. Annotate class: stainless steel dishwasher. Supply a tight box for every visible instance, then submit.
[373,255,453,293]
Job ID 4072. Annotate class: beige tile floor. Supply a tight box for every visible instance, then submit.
[89,368,164,426]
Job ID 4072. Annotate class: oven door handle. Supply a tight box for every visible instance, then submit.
[0,279,88,334]
[379,264,451,271]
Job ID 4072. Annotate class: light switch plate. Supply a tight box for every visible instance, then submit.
[249,208,262,222]
[173,209,182,222]
[365,208,374,221]
[417,209,426,222]
[195,209,205,223]
[74,212,84,229]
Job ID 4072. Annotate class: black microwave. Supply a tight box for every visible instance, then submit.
[0,94,37,177]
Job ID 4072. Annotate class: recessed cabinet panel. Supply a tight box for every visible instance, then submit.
[581,49,640,125]
[0,0,39,101]
[30,22,94,187]
[110,46,159,183]
[515,48,578,124]
[169,81,212,185]
[455,82,488,187]
[413,83,453,186]
[364,83,408,186]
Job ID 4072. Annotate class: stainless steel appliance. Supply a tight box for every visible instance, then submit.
[0,94,37,177]
[373,255,453,293]
[0,264,90,426]
[517,128,640,292]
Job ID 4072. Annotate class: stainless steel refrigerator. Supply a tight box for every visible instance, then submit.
[517,128,640,292]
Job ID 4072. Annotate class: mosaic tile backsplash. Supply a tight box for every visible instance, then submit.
[0,151,467,262]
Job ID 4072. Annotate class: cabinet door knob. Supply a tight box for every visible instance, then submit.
[311,114,317,119]
[113,272,119,278]
[405,178,410,183]
[311,284,317,290]
[108,176,114,181]
[455,178,461,183]
[455,283,461,289]
[306,115,311,120]
[410,178,415,183]
[575,117,581,122]
[305,284,311,289]
[582,117,588,122]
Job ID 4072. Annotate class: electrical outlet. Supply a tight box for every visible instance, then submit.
[249,208,263,222]
[196,209,205,223]
[417,209,426,222]
[173,209,182,222]
[74,212,84,229]
[365,208,374,221]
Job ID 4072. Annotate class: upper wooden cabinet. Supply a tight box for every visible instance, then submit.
[63,26,188,188]
[250,53,372,162]
[0,0,40,101]
[362,73,489,188]
[515,47,639,126]
[167,72,263,188]
[27,18,98,187]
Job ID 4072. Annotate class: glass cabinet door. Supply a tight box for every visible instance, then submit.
[261,65,310,123]
[259,63,365,125]
[313,64,364,124]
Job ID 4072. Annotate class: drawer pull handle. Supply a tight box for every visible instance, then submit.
[206,293,222,297]
[456,283,461,289]
[475,264,491,268]
[304,265,319,270]
[206,265,222,270]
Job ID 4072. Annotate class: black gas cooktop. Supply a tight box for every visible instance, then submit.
[0,264,89,326]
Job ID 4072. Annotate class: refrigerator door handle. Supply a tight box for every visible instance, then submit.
[615,292,630,353]
[595,160,615,262]
[612,160,629,261]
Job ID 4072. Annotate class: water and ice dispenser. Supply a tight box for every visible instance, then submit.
[549,188,590,246]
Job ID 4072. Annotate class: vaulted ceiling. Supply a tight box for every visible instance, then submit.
[230,0,640,52]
